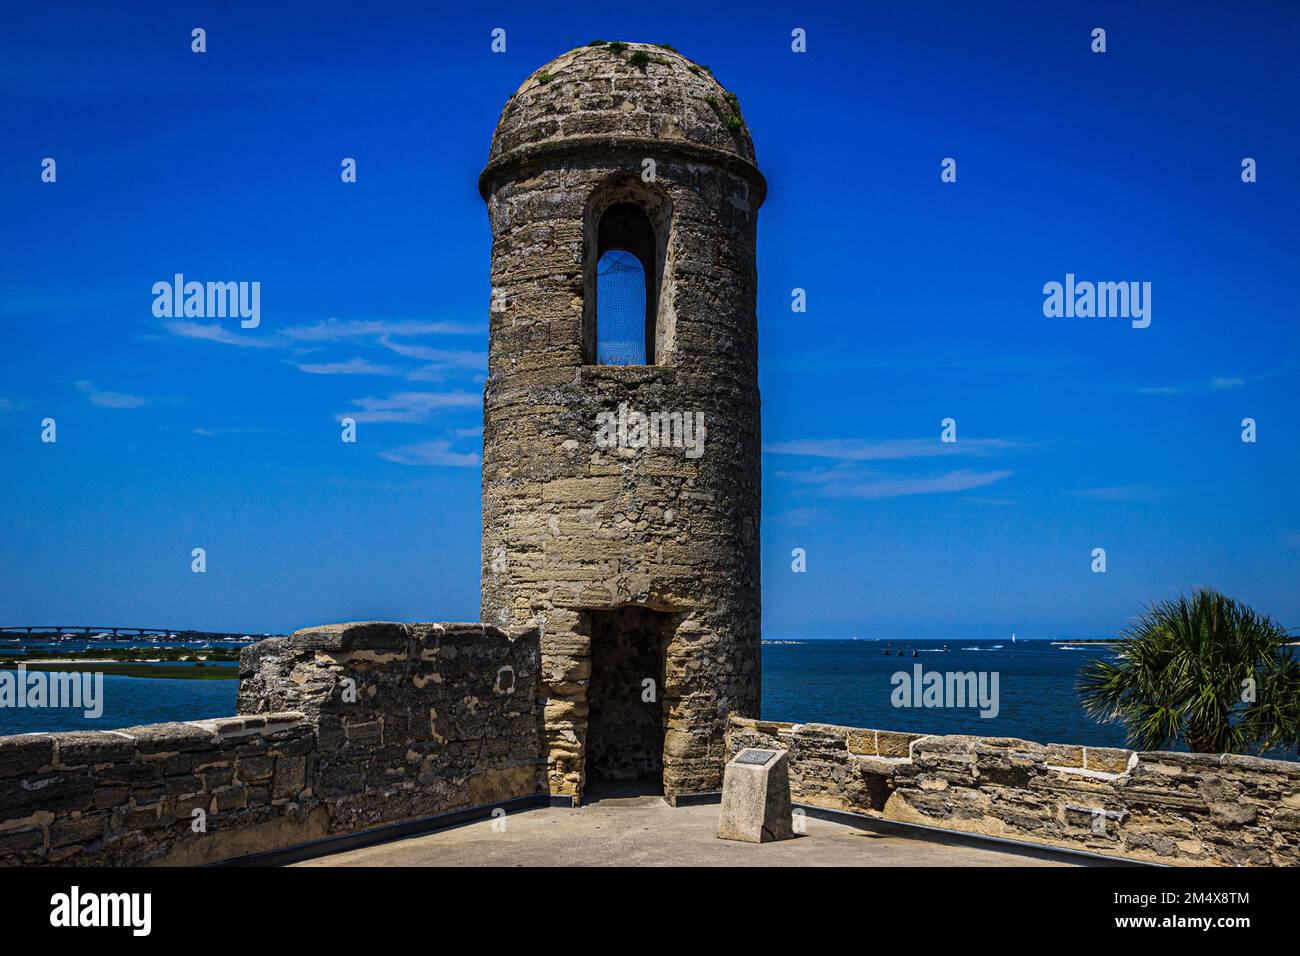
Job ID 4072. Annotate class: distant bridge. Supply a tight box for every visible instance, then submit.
[0,626,268,640]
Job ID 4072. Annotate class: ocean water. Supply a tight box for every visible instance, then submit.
[763,639,1299,761]
[762,639,1128,747]
[0,638,245,735]
[3,638,1296,762]
[0,670,239,735]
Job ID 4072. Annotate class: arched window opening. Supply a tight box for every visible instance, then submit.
[596,250,647,365]
[587,200,658,365]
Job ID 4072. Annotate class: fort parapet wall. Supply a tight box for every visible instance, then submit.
[4,630,1298,866]
[238,621,544,834]
[0,622,544,865]
[0,712,319,865]
[727,716,1300,866]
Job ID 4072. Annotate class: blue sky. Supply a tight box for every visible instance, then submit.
[1,1,1297,639]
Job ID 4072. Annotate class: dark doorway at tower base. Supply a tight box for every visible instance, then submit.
[581,777,665,805]
[583,606,671,794]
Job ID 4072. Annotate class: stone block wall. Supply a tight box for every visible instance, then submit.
[727,716,1300,866]
[238,621,545,833]
[0,621,545,865]
[0,713,320,866]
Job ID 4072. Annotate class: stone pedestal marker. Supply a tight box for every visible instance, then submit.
[717,748,794,843]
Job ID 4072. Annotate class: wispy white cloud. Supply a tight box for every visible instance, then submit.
[76,380,146,409]
[1131,380,1242,396]
[192,426,270,437]
[291,358,403,376]
[377,335,486,369]
[163,321,273,348]
[159,313,489,429]
[379,440,480,467]
[834,469,1013,499]
[158,313,488,434]
[1133,385,1185,396]
[339,391,479,424]
[765,353,1071,375]
[405,365,477,383]
[772,433,1023,499]
[162,317,482,355]
[766,506,830,527]
[281,318,482,342]
[765,437,1027,461]
[779,463,1013,499]
[1120,356,1295,396]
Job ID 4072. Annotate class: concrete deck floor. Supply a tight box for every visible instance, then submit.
[295,792,1075,867]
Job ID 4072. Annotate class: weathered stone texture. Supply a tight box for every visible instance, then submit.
[485,45,756,171]
[480,43,765,801]
[0,714,316,866]
[238,622,545,833]
[0,621,545,866]
[717,748,794,843]
[726,716,1300,866]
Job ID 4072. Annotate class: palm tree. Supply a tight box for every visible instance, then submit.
[1079,589,1300,755]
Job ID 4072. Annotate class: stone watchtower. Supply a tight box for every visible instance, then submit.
[479,43,764,803]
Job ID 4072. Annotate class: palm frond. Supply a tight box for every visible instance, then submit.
[1077,589,1300,755]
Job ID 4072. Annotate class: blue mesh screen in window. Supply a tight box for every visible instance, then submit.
[596,249,647,365]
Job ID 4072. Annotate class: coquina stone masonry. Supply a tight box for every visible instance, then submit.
[0,712,317,866]
[479,42,765,802]
[727,716,1300,866]
[238,622,544,833]
[0,622,544,865]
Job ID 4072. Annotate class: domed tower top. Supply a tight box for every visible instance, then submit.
[480,41,763,199]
